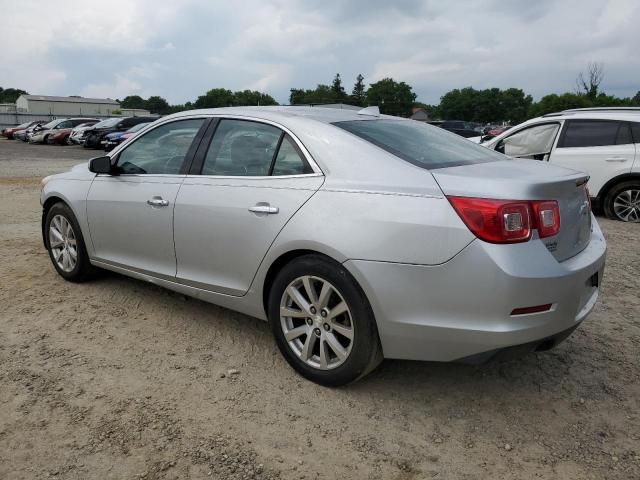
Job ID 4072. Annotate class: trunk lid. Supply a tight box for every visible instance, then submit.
[432,159,592,261]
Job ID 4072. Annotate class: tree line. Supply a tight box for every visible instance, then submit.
[2,63,639,123]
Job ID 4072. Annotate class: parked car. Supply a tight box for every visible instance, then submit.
[1,121,41,139]
[439,120,482,138]
[40,106,606,386]
[83,116,156,149]
[30,118,96,144]
[103,122,149,151]
[481,109,640,222]
[67,121,101,145]
[15,122,43,142]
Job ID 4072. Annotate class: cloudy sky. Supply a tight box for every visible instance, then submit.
[1,0,639,105]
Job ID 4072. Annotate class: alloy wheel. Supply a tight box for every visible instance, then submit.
[49,214,78,272]
[613,188,640,222]
[279,275,354,370]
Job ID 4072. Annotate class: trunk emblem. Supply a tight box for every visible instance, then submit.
[579,201,589,216]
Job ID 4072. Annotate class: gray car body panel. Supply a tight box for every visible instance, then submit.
[40,106,607,362]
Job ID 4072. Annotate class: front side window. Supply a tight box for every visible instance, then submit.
[202,120,282,176]
[116,118,205,175]
[558,120,624,148]
[497,123,560,157]
[334,119,505,169]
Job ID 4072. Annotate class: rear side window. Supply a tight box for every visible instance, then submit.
[202,120,282,176]
[559,120,628,148]
[333,119,504,170]
[271,135,312,175]
[630,122,640,143]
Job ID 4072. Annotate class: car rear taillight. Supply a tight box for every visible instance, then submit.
[531,201,560,238]
[448,197,561,244]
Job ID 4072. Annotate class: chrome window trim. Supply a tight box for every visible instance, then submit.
[106,114,210,158]
[198,114,324,176]
[183,173,323,181]
[107,113,324,178]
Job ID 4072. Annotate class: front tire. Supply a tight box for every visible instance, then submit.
[603,180,640,222]
[44,203,96,282]
[268,254,382,387]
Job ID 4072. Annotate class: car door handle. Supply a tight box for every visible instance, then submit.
[605,157,627,162]
[147,197,169,207]
[248,204,279,214]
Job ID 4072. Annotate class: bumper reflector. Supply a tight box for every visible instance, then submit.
[510,304,552,316]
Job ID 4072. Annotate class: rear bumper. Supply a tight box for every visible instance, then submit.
[344,215,606,362]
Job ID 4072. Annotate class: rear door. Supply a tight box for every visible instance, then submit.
[86,117,208,277]
[174,118,324,295]
[550,119,635,196]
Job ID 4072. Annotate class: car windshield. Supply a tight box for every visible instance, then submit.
[93,118,120,128]
[40,120,62,129]
[333,119,506,169]
[16,122,31,128]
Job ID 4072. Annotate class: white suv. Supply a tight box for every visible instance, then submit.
[481,108,640,222]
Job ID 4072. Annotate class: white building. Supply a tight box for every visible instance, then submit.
[16,95,121,115]
[0,103,16,113]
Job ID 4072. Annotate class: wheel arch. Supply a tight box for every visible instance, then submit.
[596,172,640,200]
[41,195,68,248]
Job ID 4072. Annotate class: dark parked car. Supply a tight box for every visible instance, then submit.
[103,122,149,151]
[439,120,482,138]
[83,116,156,149]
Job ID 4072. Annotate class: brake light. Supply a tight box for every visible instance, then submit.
[531,201,560,238]
[448,197,561,244]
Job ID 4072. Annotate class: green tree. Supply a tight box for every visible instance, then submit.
[528,93,591,117]
[194,88,234,108]
[350,74,366,106]
[576,62,604,100]
[289,84,338,104]
[331,73,347,102]
[121,95,147,110]
[0,87,28,103]
[145,95,171,114]
[232,90,278,106]
[366,78,416,117]
[439,87,532,123]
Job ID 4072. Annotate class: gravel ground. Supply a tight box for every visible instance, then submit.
[0,138,638,480]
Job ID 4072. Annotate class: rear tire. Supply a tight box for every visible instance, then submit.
[44,202,97,282]
[268,254,382,387]
[603,180,640,222]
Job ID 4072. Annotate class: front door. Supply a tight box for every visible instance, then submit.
[174,118,323,295]
[86,117,207,278]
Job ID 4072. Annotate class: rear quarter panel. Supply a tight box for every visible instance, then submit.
[268,189,474,265]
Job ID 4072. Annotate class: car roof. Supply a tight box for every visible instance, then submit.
[166,106,398,126]
[541,110,640,121]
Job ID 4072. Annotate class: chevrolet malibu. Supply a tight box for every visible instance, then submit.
[40,106,606,386]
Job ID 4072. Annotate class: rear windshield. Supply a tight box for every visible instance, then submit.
[333,119,505,169]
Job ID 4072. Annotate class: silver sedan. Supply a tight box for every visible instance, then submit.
[40,106,606,386]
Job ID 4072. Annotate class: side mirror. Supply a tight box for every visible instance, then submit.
[89,156,114,175]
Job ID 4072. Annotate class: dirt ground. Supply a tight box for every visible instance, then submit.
[0,138,638,480]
